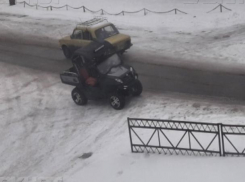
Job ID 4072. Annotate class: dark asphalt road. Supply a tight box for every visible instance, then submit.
[1,41,245,99]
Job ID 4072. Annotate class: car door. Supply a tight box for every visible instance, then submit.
[81,30,93,47]
[68,29,84,51]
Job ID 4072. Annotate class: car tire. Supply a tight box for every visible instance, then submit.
[62,46,72,59]
[109,93,125,110]
[132,80,143,96]
[71,88,88,106]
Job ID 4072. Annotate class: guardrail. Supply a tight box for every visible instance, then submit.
[207,4,232,13]
[17,1,187,15]
[128,118,245,156]
[16,2,234,15]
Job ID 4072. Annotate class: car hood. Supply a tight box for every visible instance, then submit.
[107,65,129,77]
[105,34,130,46]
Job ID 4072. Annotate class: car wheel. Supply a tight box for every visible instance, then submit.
[132,80,143,96]
[62,46,71,59]
[109,93,125,110]
[71,88,87,106]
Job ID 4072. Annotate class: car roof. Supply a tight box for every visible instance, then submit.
[76,19,112,31]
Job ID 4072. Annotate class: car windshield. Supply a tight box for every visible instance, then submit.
[95,25,119,41]
[97,54,121,74]
[107,66,128,77]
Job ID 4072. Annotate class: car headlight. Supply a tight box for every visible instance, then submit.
[115,78,123,83]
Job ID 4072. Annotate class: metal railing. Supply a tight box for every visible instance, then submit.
[17,1,188,15]
[221,124,245,156]
[16,1,234,15]
[128,118,245,157]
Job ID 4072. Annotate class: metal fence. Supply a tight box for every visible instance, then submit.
[17,1,188,15]
[221,124,245,156]
[16,2,233,15]
[207,4,232,13]
[128,118,245,157]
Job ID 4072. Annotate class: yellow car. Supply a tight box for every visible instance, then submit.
[59,18,132,58]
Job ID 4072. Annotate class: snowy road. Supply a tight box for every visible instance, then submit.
[1,41,245,99]
[1,4,245,99]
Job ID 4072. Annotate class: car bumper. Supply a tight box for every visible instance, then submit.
[124,43,133,51]
[118,76,138,96]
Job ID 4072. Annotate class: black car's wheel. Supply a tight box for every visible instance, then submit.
[109,93,125,110]
[71,88,87,106]
[132,80,143,96]
[62,46,71,59]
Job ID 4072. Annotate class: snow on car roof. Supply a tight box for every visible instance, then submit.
[76,18,111,30]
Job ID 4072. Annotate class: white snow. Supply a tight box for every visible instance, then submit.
[1,1,245,67]
[1,0,245,181]
[1,61,245,181]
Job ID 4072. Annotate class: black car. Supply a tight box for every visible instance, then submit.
[60,41,142,110]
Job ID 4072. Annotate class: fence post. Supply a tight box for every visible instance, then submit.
[101,9,104,15]
[9,0,16,6]
[220,4,222,12]
[122,11,124,16]
[220,124,225,156]
[36,4,38,10]
[66,4,68,10]
[157,129,161,147]
[127,118,133,152]
[218,124,222,156]
[175,8,177,14]
[144,8,146,16]
[188,131,191,149]
[50,6,52,11]
[83,6,85,12]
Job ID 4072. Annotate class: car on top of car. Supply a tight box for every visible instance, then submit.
[59,18,132,58]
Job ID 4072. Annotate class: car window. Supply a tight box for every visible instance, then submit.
[83,31,92,40]
[104,26,115,34]
[95,25,119,41]
[72,29,83,39]
[97,54,121,74]
[107,66,128,77]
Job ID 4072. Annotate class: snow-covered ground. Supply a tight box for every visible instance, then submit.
[1,1,245,67]
[2,0,245,181]
[1,60,245,181]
